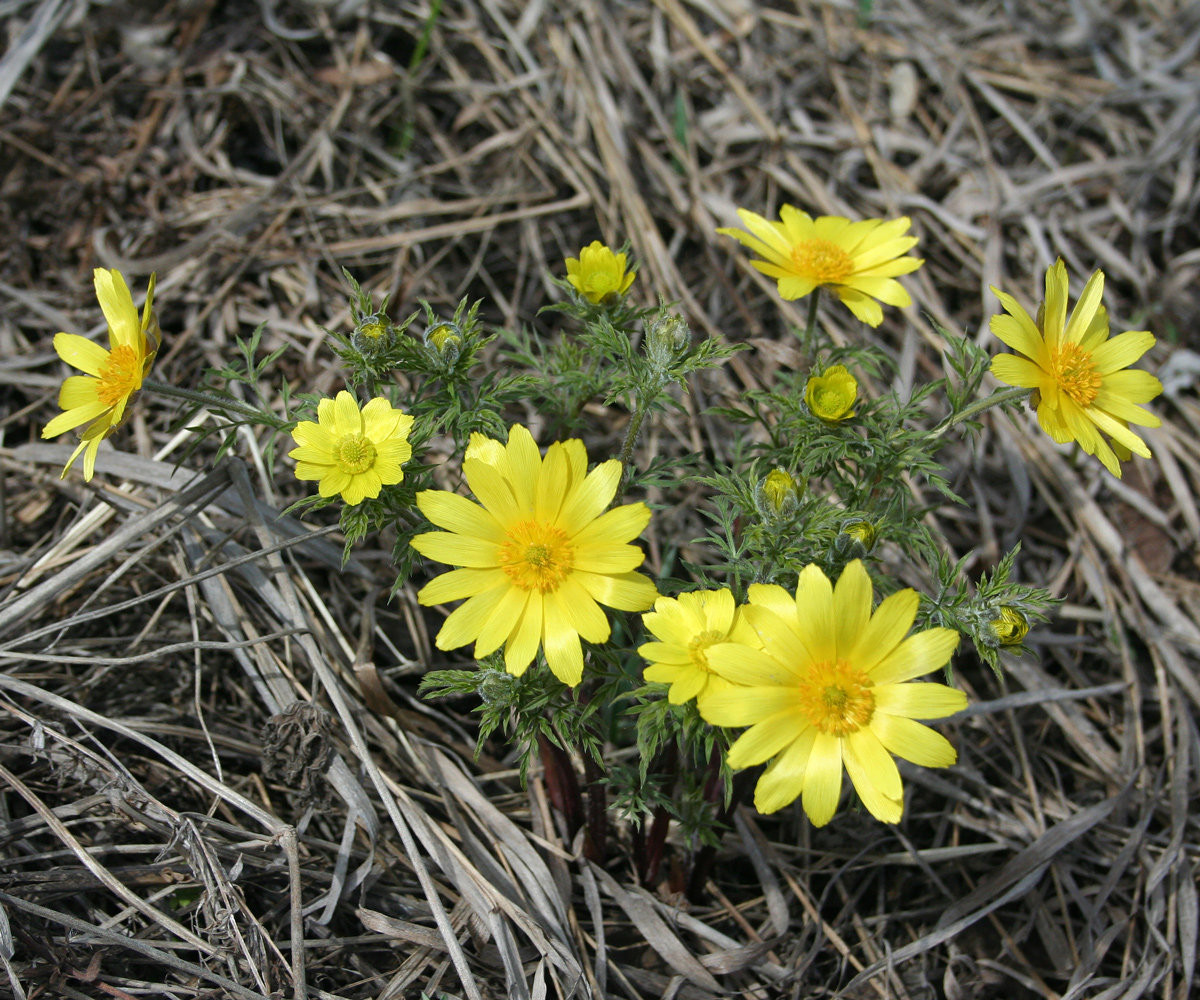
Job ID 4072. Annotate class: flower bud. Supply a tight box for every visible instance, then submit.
[987,606,1029,647]
[805,365,858,423]
[424,321,463,364]
[645,312,690,369]
[352,313,392,353]
[839,518,878,553]
[755,468,800,519]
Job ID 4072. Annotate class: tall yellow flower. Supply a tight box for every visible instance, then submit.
[411,425,658,686]
[41,268,160,481]
[289,391,414,505]
[639,589,759,714]
[701,561,964,825]
[718,207,923,327]
[989,260,1162,478]
[565,241,636,304]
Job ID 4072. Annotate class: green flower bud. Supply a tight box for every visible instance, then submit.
[424,321,463,364]
[755,468,800,519]
[987,606,1029,647]
[839,518,878,552]
[805,365,858,423]
[352,313,392,353]
[645,312,690,369]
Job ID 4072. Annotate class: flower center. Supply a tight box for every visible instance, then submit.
[584,271,617,297]
[687,629,726,672]
[336,433,377,475]
[1050,342,1101,407]
[96,344,142,407]
[499,520,575,593]
[797,659,875,736]
[790,238,854,285]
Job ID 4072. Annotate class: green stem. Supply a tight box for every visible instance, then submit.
[930,386,1032,439]
[614,393,652,504]
[142,379,282,426]
[803,287,821,342]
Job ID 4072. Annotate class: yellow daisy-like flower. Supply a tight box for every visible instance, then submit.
[411,425,658,686]
[565,241,636,304]
[41,268,160,481]
[805,365,858,422]
[701,561,965,825]
[289,391,414,505]
[718,207,923,327]
[989,260,1162,478]
[639,589,759,715]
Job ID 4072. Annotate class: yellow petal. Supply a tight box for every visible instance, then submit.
[844,728,903,823]
[800,732,843,827]
[94,269,139,348]
[868,630,960,686]
[849,589,919,674]
[569,502,650,546]
[504,592,543,676]
[543,605,584,686]
[416,490,507,544]
[53,333,109,376]
[475,585,528,657]
[752,727,818,814]
[435,584,510,649]
[873,680,967,719]
[794,563,835,664]
[572,569,657,611]
[871,712,957,767]
[418,567,508,604]
[558,460,621,536]
[726,710,808,768]
[409,530,499,569]
[833,560,872,659]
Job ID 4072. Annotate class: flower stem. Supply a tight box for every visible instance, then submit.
[143,379,284,426]
[803,287,821,342]
[614,383,659,504]
[930,385,1032,439]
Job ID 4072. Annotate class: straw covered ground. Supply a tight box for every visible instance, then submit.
[1,0,1199,997]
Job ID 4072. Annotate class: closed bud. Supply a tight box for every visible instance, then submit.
[755,468,800,519]
[987,606,1029,647]
[805,365,858,423]
[645,312,690,369]
[424,321,463,364]
[353,313,392,353]
[839,518,878,552]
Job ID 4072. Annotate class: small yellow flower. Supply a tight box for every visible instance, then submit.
[565,241,636,304]
[806,365,858,422]
[701,561,965,825]
[411,425,658,686]
[289,391,414,505]
[718,207,923,327]
[988,606,1029,647]
[41,268,160,481]
[639,589,759,714]
[990,260,1162,478]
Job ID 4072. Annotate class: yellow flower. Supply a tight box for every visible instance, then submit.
[989,260,1162,478]
[565,241,636,304]
[639,589,759,714]
[289,391,414,505]
[987,606,1029,647]
[806,365,858,422]
[718,207,923,327]
[701,561,964,825]
[411,425,658,686]
[41,268,160,481]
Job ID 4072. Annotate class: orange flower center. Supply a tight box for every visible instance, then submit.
[1050,342,1101,407]
[499,520,574,593]
[790,238,854,286]
[797,659,875,736]
[335,433,377,475]
[687,629,726,672]
[96,344,143,407]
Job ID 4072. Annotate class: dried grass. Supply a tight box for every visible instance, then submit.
[0,0,1197,997]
